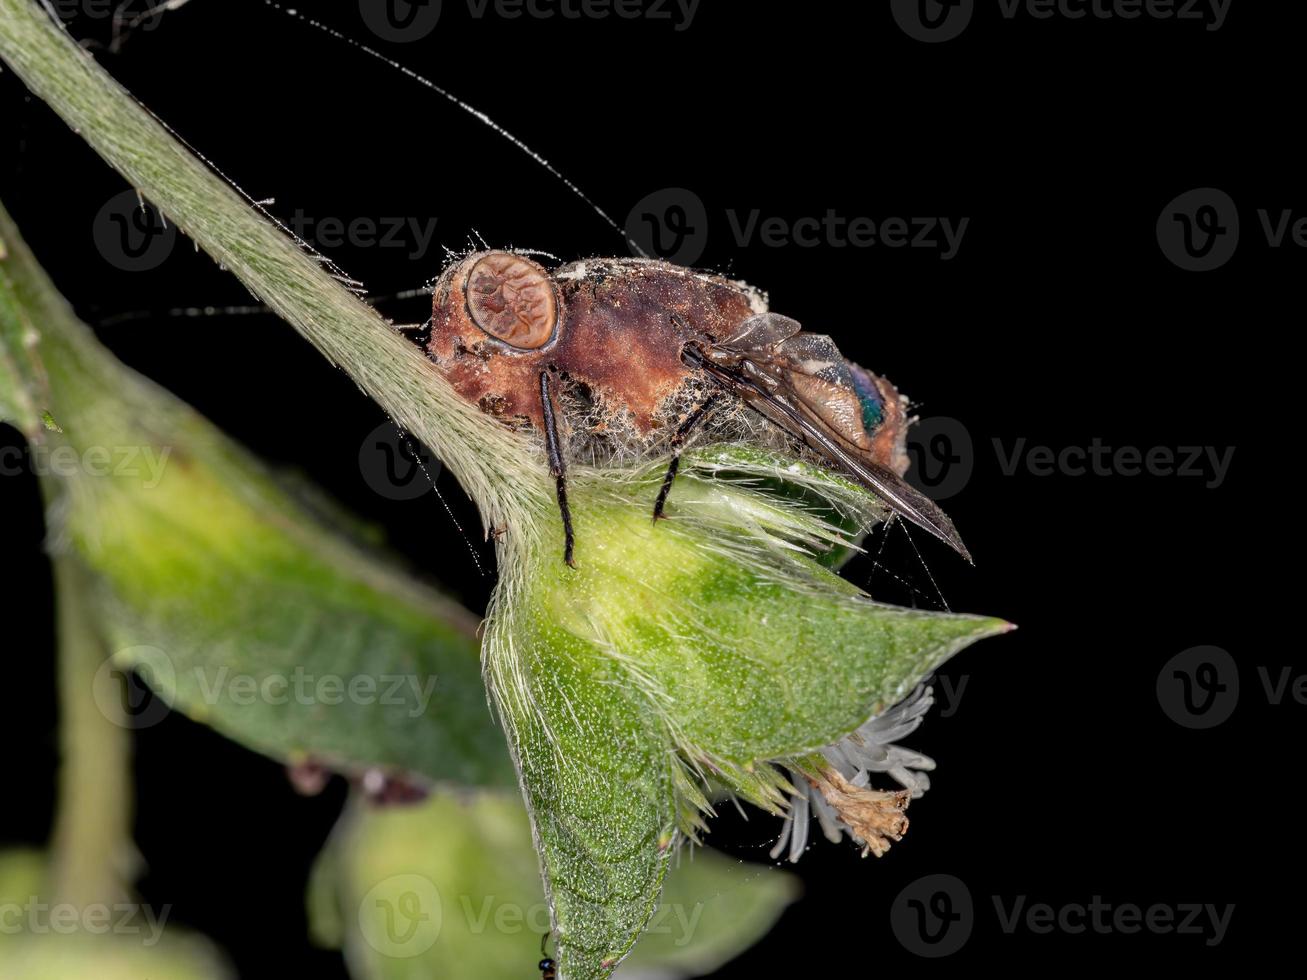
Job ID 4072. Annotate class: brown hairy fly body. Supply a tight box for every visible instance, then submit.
[427,252,970,566]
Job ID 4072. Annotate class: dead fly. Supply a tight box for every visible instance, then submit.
[426,252,971,566]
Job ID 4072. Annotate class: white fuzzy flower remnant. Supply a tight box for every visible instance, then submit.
[771,684,937,863]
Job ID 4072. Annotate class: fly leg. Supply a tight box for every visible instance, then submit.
[539,370,577,568]
[653,394,722,522]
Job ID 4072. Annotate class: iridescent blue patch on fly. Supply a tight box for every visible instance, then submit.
[847,363,885,435]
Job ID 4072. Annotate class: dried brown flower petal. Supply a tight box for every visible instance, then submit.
[809,768,911,858]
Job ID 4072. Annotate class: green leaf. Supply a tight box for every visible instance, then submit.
[499,640,678,978]
[308,788,796,980]
[487,453,1008,975]
[557,455,1009,764]
[0,202,512,790]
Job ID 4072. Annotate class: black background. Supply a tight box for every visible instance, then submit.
[0,0,1288,975]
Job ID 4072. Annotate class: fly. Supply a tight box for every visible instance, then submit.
[106,8,972,569]
[427,252,971,565]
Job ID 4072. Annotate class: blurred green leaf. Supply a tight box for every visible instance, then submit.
[0,850,46,906]
[0,932,232,980]
[0,850,233,980]
[623,846,798,979]
[0,539,233,980]
[0,200,512,789]
[309,788,797,980]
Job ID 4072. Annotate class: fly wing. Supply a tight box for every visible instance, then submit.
[717,312,804,351]
[685,343,972,562]
[723,323,880,454]
[772,333,872,451]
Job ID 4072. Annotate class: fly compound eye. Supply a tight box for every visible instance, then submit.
[465,252,557,350]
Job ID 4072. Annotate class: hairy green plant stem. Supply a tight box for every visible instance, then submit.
[0,0,548,542]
